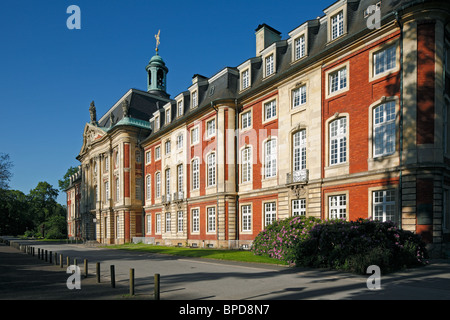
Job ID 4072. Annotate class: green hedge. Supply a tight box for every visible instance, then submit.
[252,216,429,274]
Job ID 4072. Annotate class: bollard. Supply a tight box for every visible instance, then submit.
[49,251,52,264]
[110,265,115,288]
[96,262,100,283]
[38,248,40,259]
[60,254,63,268]
[129,269,135,296]
[84,259,88,278]
[54,252,58,265]
[74,258,77,266]
[67,256,70,266]
[154,273,160,300]
[45,250,48,262]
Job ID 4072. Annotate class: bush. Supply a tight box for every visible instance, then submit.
[252,216,429,274]
[251,216,322,264]
[295,218,429,274]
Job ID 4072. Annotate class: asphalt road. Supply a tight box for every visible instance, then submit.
[1,237,450,302]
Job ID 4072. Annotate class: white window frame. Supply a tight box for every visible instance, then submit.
[192,91,198,108]
[177,211,184,233]
[374,44,397,76]
[165,168,171,196]
[329,66,347,94]
[264,100,277,121]
[155,172,161,198]
[331,10,344,40]
[329,195,347,219]
[241,204,252,232]
[192,158,199,190]
[146,175,151,201]
[165,140,171,155]
[264,139,277,178]
[264,202,277,226]
[373,101,396,157]
[207,207,216,233]
[295,34,306,60]
[146,214,151,234]
[105,181,109,200]
[155,146,161,160]
[192,208,200,233]
[242,68,250,90]
[293,130,307,171]
[165,212,171,233]
[156,214,161,234]
[165,108,171,124]
[241,111,252,130]
[292,85,307,109]
[206,118,216,138]
[177,100,184,117]
[241,147,252,183]
[207,152,216,187]
[292,199,306,216]
[191,126,199,145]
[176,134,184,150]
[330,117,347,165]
[265,54,274,77]
[115,178,120,201]
[145,150,151,164]
[373,189,396,222]
[177,164,183,194]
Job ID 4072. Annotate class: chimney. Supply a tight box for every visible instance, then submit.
[255,23,282,56]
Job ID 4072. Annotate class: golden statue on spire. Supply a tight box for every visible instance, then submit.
[155,30,161,53]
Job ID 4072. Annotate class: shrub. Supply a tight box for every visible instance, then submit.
[251,216,322,264]
[294,218,429,274]
[252,216,429,274]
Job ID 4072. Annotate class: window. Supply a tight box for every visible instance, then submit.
[165,169,171,196]
[292,85,306,108]
[329,195,346,219]
[192,91,198,108]
[156,214,161,233]
[146,214,151,234]
[145,150,151,164]
[155,172,161,198]
[242,69,250,90]
[264,100,276,121]
[374,45,396,76]
[264,202,277,226]
[242,111,252,129]
[192,209,199,233]
[115,178,120,201]
[207,207,216,232]
[105,155,109,172]
[155,146,161,160]
[155,116,160,130]
[330,118,347,165]
[177,211,184,232]
[293,130,306,171]
[373,190,395,222]
[265,139,277,178]
[177,134,184,150]
[329,67,347,94]
[295,35,306,60]
[105,181,109,199]
[242,205,252,232]
[292,199,306,216]
[192,158,199,190]
[146,175,151,200]
[177,100,183,117]
[265,54,274,77]
[165,108,171,124]
[177,164,183,193]
[207,153,216,187]
[207,118,216,137]
[331,11,344,40]
[165,213,171,232]
[191,127,199,144]
[241,147,252,183]
[135,178,142,200]
[165,140,171,155]
[373,101,396,157]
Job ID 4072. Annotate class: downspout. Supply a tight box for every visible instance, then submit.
[235,98,240,247]
[395,10,404,229]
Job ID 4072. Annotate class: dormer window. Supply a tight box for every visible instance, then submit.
[331,10,344,40]
[192,91,198,108]
[242,69,250,90]
[165,107,171,124]
[177,100,183,117]
[265,54,274,77]
[155,115,160,131]
[294,35,306,60]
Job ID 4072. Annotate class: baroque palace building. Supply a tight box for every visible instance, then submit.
[68,0,450,255]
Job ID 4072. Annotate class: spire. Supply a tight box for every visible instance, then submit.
[146,30,169,98]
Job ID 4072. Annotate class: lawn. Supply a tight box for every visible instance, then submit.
[106,243,288,265]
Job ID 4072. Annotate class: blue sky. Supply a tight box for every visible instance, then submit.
[0,0,332,204]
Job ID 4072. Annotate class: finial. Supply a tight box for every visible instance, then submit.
[155,29,161,53]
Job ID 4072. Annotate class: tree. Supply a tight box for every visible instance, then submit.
[28,181,60,238]
[0,189,33,236]
[0,153,13,189]
[58,166,79,192]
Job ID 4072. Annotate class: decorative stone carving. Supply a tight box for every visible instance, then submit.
[89,101,97,124]
[122,99,130,118]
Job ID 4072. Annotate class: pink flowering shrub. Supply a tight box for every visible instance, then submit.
[252,216,429,274]
[251,216,322,265]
